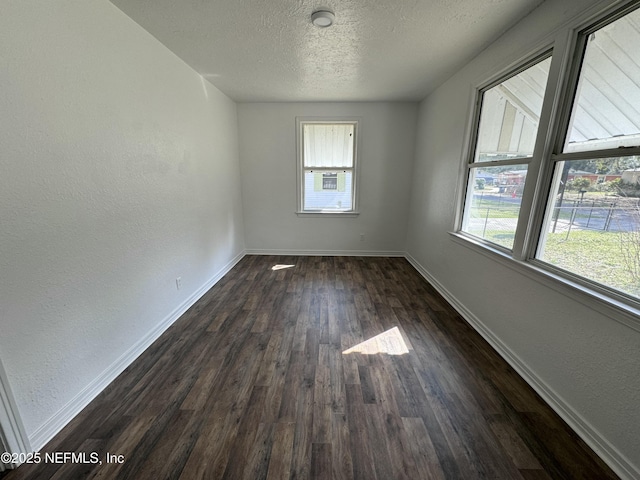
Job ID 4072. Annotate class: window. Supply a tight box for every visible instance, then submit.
[458,2,640,310]
[461,56,552,249]
[297,119,359,213]
[537,6,640,300]
[322,173,338,190]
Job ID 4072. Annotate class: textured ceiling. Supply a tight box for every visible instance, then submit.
[108,0,545,102]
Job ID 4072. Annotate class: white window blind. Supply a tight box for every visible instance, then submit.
[303,124,355,168]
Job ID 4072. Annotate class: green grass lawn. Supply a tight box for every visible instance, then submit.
[470,199,520,218]
[482,229,640,297]
[540,230,640,297]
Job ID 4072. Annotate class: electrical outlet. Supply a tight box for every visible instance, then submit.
[176,277,182,290]
[360,233,365,241]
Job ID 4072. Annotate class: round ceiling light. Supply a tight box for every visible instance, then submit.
[311,10,335,28]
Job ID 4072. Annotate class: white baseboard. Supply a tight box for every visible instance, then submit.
[245,248,405,257]
[28,250,246,452]
[405,253,639,480]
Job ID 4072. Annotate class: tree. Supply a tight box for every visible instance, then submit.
[619,200,640,283]
[567,177,592,191]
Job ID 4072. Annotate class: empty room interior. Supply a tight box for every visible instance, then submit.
[1,0,640,478]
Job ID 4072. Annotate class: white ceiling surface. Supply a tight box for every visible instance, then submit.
[108,0,545,102]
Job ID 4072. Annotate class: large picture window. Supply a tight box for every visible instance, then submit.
[297,120,358,213]
[458,2,640,309]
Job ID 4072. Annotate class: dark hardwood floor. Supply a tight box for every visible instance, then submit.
[6,256,619,479]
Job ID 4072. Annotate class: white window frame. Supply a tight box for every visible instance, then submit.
[296,117,361,216]
[459,51,553,252]
[453,0,640,331]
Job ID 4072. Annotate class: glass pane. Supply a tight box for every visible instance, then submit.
[474,57,551,162]
[537,156,640,299]
[461,165,527,249]
[564,8,640,153]
[303,123,355,168]
[303,170,353,211]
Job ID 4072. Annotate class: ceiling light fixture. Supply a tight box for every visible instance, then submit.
[311,10,335,28]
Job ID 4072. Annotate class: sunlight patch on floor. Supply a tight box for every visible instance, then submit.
[271,264,295,271]
[342,326,409,356]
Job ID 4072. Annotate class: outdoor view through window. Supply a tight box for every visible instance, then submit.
[462,57,552,250]
[301,122,356,212]
[537,8,640,299]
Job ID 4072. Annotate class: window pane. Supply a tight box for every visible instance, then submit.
[474,57,551,162]
[304,170,353,211]
[303,124,355,168]
[462,165,527,249]
[564,8,640,153]
[537,156,640,298]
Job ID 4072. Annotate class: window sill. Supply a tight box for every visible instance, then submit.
[296,211,360,218]
[448,231,640,333]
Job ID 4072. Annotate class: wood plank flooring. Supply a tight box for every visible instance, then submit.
[4,256,619,479]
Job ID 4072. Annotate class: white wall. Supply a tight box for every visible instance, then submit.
[0,0,244,449]
[238,103,417,255]
[3,0,637,476]
[406,0,640,478]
